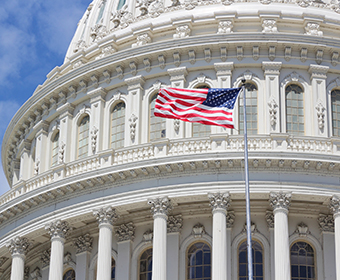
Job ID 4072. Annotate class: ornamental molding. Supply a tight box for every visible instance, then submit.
[226,211,235,228]
[167,215,183,233]
[129,114,138,141]
[73,233,93,254]
[45,220,72,239]
[125,75,145,90]
[280,72,306,87]
[41,249,51,267]
[168,67,188,81]
[115,222,135,242]
[268,98,278,127]
[132,33,152,48]
[329,195,340,215]
[208,192,230,212]
[315,101,325,130]
[262,61,282,75]
[64,252,76,267]
[294,222,310,236]
[142,230,153,242]
[93,206,119,225]
[265,211,274,229]
[148,196,172,216]
[269,192,291,211]
[192,223,205,238]
[173,25,191,39]
[242,221,258,234]
[318,214,334,232]
[7,237,31,256]
[214,62,234,76]
[262,19,278,33]
[308,64,329,79]
[217,20,233,34]
[305,22,323,36]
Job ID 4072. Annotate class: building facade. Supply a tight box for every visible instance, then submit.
[1,0,340,280]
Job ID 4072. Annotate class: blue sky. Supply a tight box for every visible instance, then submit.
[0,0,91,195]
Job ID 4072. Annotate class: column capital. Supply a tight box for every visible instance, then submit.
[45,220,72,240]
[115,222,135,242]
[214,62,234,76]
[125,75,145,91]
[269,192,291,212]
[208,192,230,212]
[226,211,235,229]
[167,67,188,82]
[265,211,274,229]
[93,206,119,226]
[7,237,31,256]
[262,61,282,75]
[329,195,340,218]
[167,215,183,233]
[308,64,329,79]
[318,214,334,232]
[73,233,93,254]
[148,197,172,216]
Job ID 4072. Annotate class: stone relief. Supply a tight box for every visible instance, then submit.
[173,25,191,39]
[45,220,72,239]
[268,98,278,127]
[262,19,278,33]
[167,215,183,233]
[217,20,233,34]
[294,222,310,236]
[192,223,205,238]
[129,114,138,141]
[73,233,93,254]
[115,222,135,241]
[305,22,323,36]
[318,214,334,232]
[315,101,325,130]
[132,33,152,48]
[93,206,119,225]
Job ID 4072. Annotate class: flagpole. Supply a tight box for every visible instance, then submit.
[241,79,253,280]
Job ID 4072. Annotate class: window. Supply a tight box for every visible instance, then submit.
[291,242,315,280]
[111,258,116,280]
[111,102,125,149]
[187,242,211,280]
[238,240,263,280]
[51,131,59,166]
[139,248,152,280]
[286,84,304,135]
[117,0,126,10]
[78,115,90,159]
[63,269,75,280]
[239,83,258,135]
[193,85,211,137]
[331,89,340,137]
[150,94,166,141]
[96,0,107,24]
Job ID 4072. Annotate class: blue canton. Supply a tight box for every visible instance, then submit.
[202,88,241,109]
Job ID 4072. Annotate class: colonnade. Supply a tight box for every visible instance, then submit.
[6,193,340,280]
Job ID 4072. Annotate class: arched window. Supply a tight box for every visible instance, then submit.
[139,248,152,280]
[286,84,304,135]
[78,115,90,159]
[187,242,211,280]
[111,102,125,149]
[239,83,258,135]
[117,0,126,10]
[111,258,116,280]
[291,242,315,280]
[51,131,60,166]
[150,94,166,141]
[331,89,340,137]
[238,240,263,280]
[63,269,75,280]
[193,85,211,137]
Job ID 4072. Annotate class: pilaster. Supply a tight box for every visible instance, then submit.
[34,122,49,174]
[329,196,340,280]
[74,233,93,280]
[226,211,235,280]
[167,215,183,280]
[265,211,275,280]
[18,140,31,181]
[58,104,74,163]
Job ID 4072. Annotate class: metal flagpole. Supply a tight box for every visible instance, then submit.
[241,79,253,280]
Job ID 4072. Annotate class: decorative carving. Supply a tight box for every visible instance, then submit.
[95,45,116,60]
[90,24,107,42]
[64,252,76,266]
[45,220,72,239]
[0,257,8,267]
[184,0,198,9]
[262,19,278,33]
[143,58,151,72]
[93,206,119,225]
[41,249,51,267]
[143,230,153,242]
[318,214,334,232]
[74,39,87,53]
[7,237,31,255]
[204,48,212,63]
[30,267,42,280]
[174,119,180,133]
[242,221,257,233]
[111,7,134,29]
[297,0,311,7]
[192,223,205,237]
[73,233,93,254]
[315,101,325,130]
[253,46,259,61]
[115,222,135,242]
[316,49,323,65]
[217,20,233,34]
[265,211,274,228]
[24,266,29,280]
[300,48,308,62]
[294,222,310,236]
[285,46,292,61]
[269,46,276,61]
[129,114,138,141]
[226,211,235,228]
[34,159,40,175]
[173,25,191,39]
[237,46,243,61]
[132,33,152,48]
[148,197,172,216]
[208,192,230,211]
[91,126,98,153]
[59,141,65,164]
[329,195,340,215]
[158,55,166,69]
[189,50,196,64]
[268,98,278,127]
[269,192,291,211]
[332,52,339,66]
[149,1,165,17]
[221,0,234,5]
[260,0,271,4]
[305,22,323,36]
[173,52,181,67]
[167,215,183,233]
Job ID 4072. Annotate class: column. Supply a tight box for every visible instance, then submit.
[208,193,230,280]
[265,211,275,280]
[7,237,31,280]
[148,197,172,280]
[167,67,188,138]
[318,214,336,280]
[34,122,49,174]
[226,211,235,280]
[93,207,118,280]
[115,222,135,280]
[329,195,340,280]
[167,215,183,280]
[262,62,282,134]
[74,233,93,280]
[214,62,234,134]
[270,192,291,280]
[41,249,51,280]
[308,65,329,137]
[45,220,71,280]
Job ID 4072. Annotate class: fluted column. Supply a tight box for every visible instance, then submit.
[7,237,31,280]
[45,220,71,280]
[148,197,172,280]
[208,193,230,280]
[93,207,118,280]
[74,233,93,280]
[270,192,291,280]
[167,215,183,280]
[330,196,340,280]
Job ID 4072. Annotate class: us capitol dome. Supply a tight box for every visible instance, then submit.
[1,0,340,279]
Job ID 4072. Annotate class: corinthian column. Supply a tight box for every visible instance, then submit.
[270,192,291,280]
[7,237,31,280]
[330,196,340,280]
[148,197,172,280]
[208,193,230,280]
[93,207,118,280]
[45,220,71,280]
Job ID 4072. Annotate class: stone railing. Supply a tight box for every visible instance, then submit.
[1,134,339,207]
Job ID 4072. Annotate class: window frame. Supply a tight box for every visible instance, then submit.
[110,101,126,150]
[186,241,212,280]
[290,240,316,280]
[138,247,153,280]
[149,92,166,142]
[77,114,90,159]
[285,83,305,136]
[331,88,340,137]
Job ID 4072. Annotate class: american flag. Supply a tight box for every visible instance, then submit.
[154,87,242,128]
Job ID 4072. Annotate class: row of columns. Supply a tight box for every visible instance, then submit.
[6,193,340,280]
